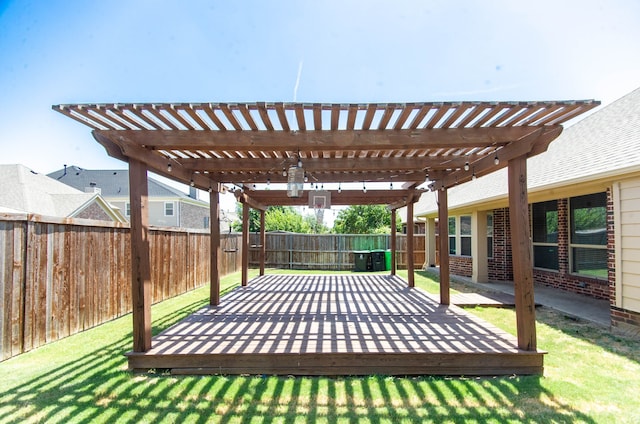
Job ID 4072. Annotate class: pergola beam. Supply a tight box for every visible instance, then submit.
[240,189,424,207]
[210,171,427,184]
[431,127,562,190]
[178,155,482,173]
[95,127,541,151]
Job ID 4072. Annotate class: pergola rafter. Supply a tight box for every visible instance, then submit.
[55,101,598,192]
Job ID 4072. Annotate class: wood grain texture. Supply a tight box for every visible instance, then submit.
[508,156,537,351]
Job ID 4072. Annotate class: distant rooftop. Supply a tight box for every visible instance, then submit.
[48,166,201,200]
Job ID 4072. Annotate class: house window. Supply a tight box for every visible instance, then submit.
[125,202,131,217]
[532,200,559,270]
[487,213,493,258]
[164,202,175,216]
[570,192,607,279]
[448,217,456,255]
[460,215,472,256]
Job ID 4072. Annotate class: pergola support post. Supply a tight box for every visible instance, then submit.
[241,204,250,287]
[210,190,221,306]
[259,210,266,276]
[438,188,450,305]
[390,210,397,275]
[129,159,152,352]
[406,201,415,288]
[508,155,537,351]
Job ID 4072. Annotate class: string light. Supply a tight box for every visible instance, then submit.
[338,183,342,193]
[464,162,470,171]
[494,152,500,165]
[190,178,195,187]
[472,168,477,181]
[167,163,172,172]
[282,168,287,177]
[390,182,394,190]
[363,182,367,193]
[208,186,212,193]
[266,177,270,186]
[304,173,308,183]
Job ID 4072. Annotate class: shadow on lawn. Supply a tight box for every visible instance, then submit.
[0,299,596,423]
[417,270,640,366]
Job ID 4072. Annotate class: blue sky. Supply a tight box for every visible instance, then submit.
[2,0,640,177]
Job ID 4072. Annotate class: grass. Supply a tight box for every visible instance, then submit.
[1,269,639,423]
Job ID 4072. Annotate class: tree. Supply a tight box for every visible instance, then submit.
[333,205,401,234]
[232,204,327,233]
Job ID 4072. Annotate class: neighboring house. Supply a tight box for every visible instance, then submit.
[0,164,126,223]
[413,87,640,333]
[48,166,211,229]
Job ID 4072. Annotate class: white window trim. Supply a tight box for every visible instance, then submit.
[164,201,175,217]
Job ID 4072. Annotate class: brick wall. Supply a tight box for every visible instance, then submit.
[488,208,513,281]
[450,256,472,277]
[611,306,640,334]
[75,201,114,222]
[179,201,210,229]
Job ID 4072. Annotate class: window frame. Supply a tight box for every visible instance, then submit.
[448,217,456,255]
[164,201,175,217]
[459,215,472,257]
[531,200,559,271]
[569,192,607,280]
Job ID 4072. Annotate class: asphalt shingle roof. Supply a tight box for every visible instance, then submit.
[47,167,195,199]
[0,164,98,216]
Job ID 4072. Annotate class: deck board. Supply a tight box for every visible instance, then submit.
[127,274,544,375]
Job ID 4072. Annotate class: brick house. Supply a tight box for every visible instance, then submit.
[413,87,640,333]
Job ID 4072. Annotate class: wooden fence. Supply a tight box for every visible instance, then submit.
[0,214,242,361]
[1,214,424,361]
[247,233,425,270]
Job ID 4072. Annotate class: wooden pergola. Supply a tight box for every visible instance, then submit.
[54,100,599,359]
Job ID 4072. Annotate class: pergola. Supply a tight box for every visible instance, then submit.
[54,100,599,359]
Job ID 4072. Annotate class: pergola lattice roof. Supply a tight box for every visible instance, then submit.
[54,100,599,198]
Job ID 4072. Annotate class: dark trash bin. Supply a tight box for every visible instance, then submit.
[371,250,386,272]
[354,250,372,272]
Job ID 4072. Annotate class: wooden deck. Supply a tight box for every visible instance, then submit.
[127,274,544,376]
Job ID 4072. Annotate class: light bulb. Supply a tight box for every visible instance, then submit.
[167,163,172,172]
[464,162,469,171]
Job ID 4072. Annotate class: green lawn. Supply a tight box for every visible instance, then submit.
[1,270,638,423]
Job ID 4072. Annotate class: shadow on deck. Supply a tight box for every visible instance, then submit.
[127,274,544,376]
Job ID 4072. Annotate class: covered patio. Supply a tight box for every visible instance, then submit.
[54,100,598,374]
